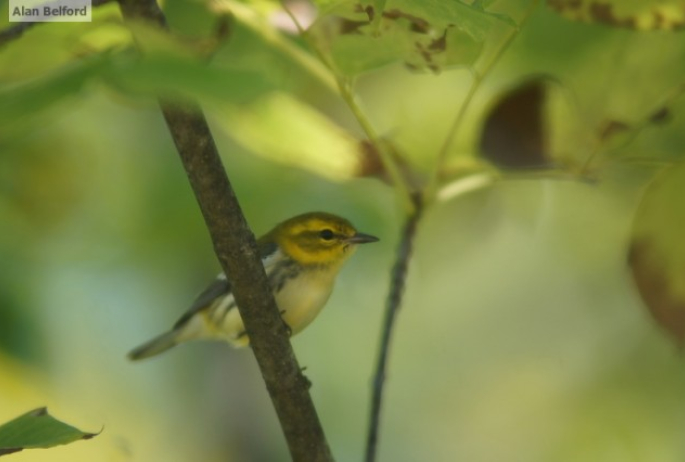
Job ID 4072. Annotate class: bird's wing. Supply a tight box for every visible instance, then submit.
[258,240,282,274]
[172,241,281,330]
[173,275,231,329]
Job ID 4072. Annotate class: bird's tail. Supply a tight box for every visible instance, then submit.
[128,330,180,361]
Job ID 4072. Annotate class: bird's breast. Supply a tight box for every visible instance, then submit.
[275,269,336,335]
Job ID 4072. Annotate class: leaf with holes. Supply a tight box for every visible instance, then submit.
[309,0,511,75]
[629,162,685,346]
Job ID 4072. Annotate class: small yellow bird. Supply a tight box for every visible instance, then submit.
[128,212,378,360]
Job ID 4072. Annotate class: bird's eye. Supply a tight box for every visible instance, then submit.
[319,229,334,240]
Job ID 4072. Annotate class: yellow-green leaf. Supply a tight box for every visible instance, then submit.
[213,92,363,181]
[548,0,685,30]
[629,162,685,346]
[309,0,501,75]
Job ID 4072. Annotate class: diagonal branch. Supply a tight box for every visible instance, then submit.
[365,194,423,462]
[0,22,37,48]
[116,0,333,460]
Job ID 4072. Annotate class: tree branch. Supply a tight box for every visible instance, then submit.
[365,194,423,462]
[0,22,35,48]
[116,1,333,460]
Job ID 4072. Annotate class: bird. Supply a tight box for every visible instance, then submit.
[128,212,379,360]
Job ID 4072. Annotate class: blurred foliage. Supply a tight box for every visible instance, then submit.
[308,0,504,75]
[547,0,685,30]
[629,162,685,346]
[479,77,554,170]
[212,92,363,181]
[2,0,685,460]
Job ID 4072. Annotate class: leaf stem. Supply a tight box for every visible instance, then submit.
[280,1,415,212]
[425,0,540,201]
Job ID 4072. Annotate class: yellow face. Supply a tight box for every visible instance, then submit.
[272,212,378,267]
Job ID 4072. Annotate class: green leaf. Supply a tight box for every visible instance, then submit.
[470,0,518,28]
[385,0,493,40]
[629,162,685,346]
[103,52,273,104]
[0,50,273,129]
[547,0,685,30]
[310,0,504,75]
[0,56,107,129]
[212,92,364,181]
[0,408,98,456]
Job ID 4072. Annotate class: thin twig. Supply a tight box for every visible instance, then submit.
[280,0,415,212]
[580,81,685,175]
[426,0,541,200]
[0,0,113,48]
[116,0,333,460]
[365,195,423,462]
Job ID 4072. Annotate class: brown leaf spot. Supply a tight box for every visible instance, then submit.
[338,18,370,35]
[589,3,636,28]
[480,79,553,169]
[357,140,386,178]
[353,3,375,21]
[365,5,375,21]
[417,43,433,63]
[547,0,581,13]
[356,139,424,191]
[629,239,685,346]
[547,0,685,30]
[653,10,665,29]
[428,28,448,52]
[214,14,233,42]
[410,27,453,73]
[649,107,672,125]
[382,9,430,34]
[598,119,630,141]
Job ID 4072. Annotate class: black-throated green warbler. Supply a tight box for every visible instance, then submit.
[128,212,378,360]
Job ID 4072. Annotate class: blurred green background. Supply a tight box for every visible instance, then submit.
[2,0,685,461]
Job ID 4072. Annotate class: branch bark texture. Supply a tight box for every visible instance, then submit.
[117,1,333,460]
[365,195,423,462]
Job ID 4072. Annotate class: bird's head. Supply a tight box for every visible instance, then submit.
[270,212,379,268]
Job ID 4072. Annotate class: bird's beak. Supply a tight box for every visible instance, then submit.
[346,232,379,244]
